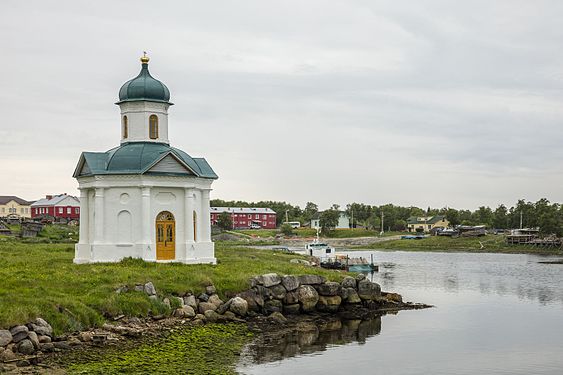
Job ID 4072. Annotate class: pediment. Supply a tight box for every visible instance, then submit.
[146,154,195,175]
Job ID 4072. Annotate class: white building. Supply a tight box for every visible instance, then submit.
[311,212,350,230]
[73,55,218,264]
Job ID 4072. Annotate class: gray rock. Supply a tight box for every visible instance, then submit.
[237,289,264,312]
[222,311,237,321]
[27,331,40,350]
[259,273,281,287]
[248,277,259,288]
[283,303,301,315]
[39,343,54,353]
[205,285,216,295]
[0,330,12,347]
[269,284,287,300]
[283,290,299,305]
[208,294,223,308]
[148,295,158,302]
[53,341,71,350]
[341,276,357,289]
[17,339,35,355]
[298,275,326,285]
[254,285,272,300]
[281,275,300,291]
[163,298,171,309]
[316,295,342,313]
[264,300,283,314]
[297,285,319,312]
[357,279,381,300]
[16,359,31,367]
[9,326,28,343]
[346,290,362,304]
[134,284,144,292]
[0,348,17,361]
[144,282,157,296]
[198,293,210,302]
[229,297,248,316]
[174,306,196,318]
[268,312,287,324]
[316,281,341,296]
[203,310,220,323]
[355,273,366,282]
[30,318,53,337]
[78,332,93,342]
[38,335,51,344]
[173,296,184,307]
[184,295,198,310]
[216,299,232,315]
[198,302,217,314]
[195,314,205,321]
[290,259,311,266]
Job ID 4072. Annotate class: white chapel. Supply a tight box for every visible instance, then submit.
[73,54,218,264]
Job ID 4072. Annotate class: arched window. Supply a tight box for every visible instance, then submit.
[122,116,128,139]
[149,115,159,139]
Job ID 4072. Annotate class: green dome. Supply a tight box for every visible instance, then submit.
[117,57,171,104]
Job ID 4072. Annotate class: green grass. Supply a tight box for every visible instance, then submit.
[0,242,342,334]
[234,228,402,239]
[66,323,252,375]
[357,234,563,254]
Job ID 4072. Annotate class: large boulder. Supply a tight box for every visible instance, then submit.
[184,295,198,310]
[229,297,248,316]
[198,302,217,314]
[208,294,223,308]
[237,289,264,312]
[297,285,319,312]
[254,285,272,301]
[205,285,216,295]
[269,284,287,300]
[17,339,35,355]
[30,318,53,337]
[259,273,281,287]
[263,300,283,314]
[283,290,299,305]
[357,279,381,300]
[144,282,157,296]
[0,330,12,347]
[341,276,357,289]
[281,275,300,291]
[283,303,301,315]
[316,295,342,313]
[204,310,220,323]
[298,275,326,285]
[316,281,341,296]
[27,331,40,350]
[341,288,361,303]
[174,306,196,318]
[9,326,28,343]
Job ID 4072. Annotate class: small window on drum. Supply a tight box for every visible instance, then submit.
[122,116,128,138]
[149,115,159,139]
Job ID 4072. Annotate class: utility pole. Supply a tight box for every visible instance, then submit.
[380,211,384,236]
[351,210,354,229]
[285,210,289,224]
[520,211,523,230]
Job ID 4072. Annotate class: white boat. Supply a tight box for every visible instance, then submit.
[306,228,335,258]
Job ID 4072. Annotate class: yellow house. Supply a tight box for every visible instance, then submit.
[0,196,32,219]
[406,215,449,233]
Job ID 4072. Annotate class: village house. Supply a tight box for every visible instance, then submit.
[406,215,449,233]
[73,54,217,264]
[210,207,277,229]
[0,196,32,219]
[31,194,80,221]
[311,211,350,230]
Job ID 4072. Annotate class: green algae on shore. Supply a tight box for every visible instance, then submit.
[65,323,252,375]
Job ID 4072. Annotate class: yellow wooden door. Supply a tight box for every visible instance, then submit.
[156,219,175,260]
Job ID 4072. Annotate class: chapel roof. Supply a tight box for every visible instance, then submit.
[116,54,171,104]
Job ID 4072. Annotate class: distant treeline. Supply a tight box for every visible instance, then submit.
[210,198,563,236]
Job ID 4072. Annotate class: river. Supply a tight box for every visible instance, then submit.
[237,250,563,374]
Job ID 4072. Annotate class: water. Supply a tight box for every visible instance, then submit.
[238,251,563,374]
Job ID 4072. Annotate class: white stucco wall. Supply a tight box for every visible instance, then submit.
[74,175,215,264]
[119,101,170,144]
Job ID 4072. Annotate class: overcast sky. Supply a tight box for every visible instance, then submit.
[2,0,563,210]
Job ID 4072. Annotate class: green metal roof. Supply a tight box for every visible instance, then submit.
[74,142,218,179]
[117,62,171,104]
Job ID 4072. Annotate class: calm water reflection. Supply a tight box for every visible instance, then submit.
[238,251,563,374]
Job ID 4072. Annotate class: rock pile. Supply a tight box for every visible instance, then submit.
[0,318,54,361]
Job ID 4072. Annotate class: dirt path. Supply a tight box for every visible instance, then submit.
[279,235,403,248]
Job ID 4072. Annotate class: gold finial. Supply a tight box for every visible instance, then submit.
[140,51,150,64]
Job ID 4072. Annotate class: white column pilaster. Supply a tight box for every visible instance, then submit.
[141,186,154,261]
[185,188,195,243]
[201,189,212,242]
[78,188,89,244]
[93,188,104,243]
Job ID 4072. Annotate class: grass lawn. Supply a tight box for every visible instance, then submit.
[0,241,342,334]
[358,234,563,254]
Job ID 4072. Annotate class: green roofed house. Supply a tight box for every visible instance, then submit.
[73,54,218,264]
[406,215,449,233]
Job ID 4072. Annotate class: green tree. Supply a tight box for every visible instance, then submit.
[492,204,508,229]
[445,208,460,227]
[216,212,233,230]
[280,223,294,236]
[302,202,319,223]
[319,206,340,234]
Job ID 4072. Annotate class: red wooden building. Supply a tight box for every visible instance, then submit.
[210,207,277,229]
[31,194,80,220]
